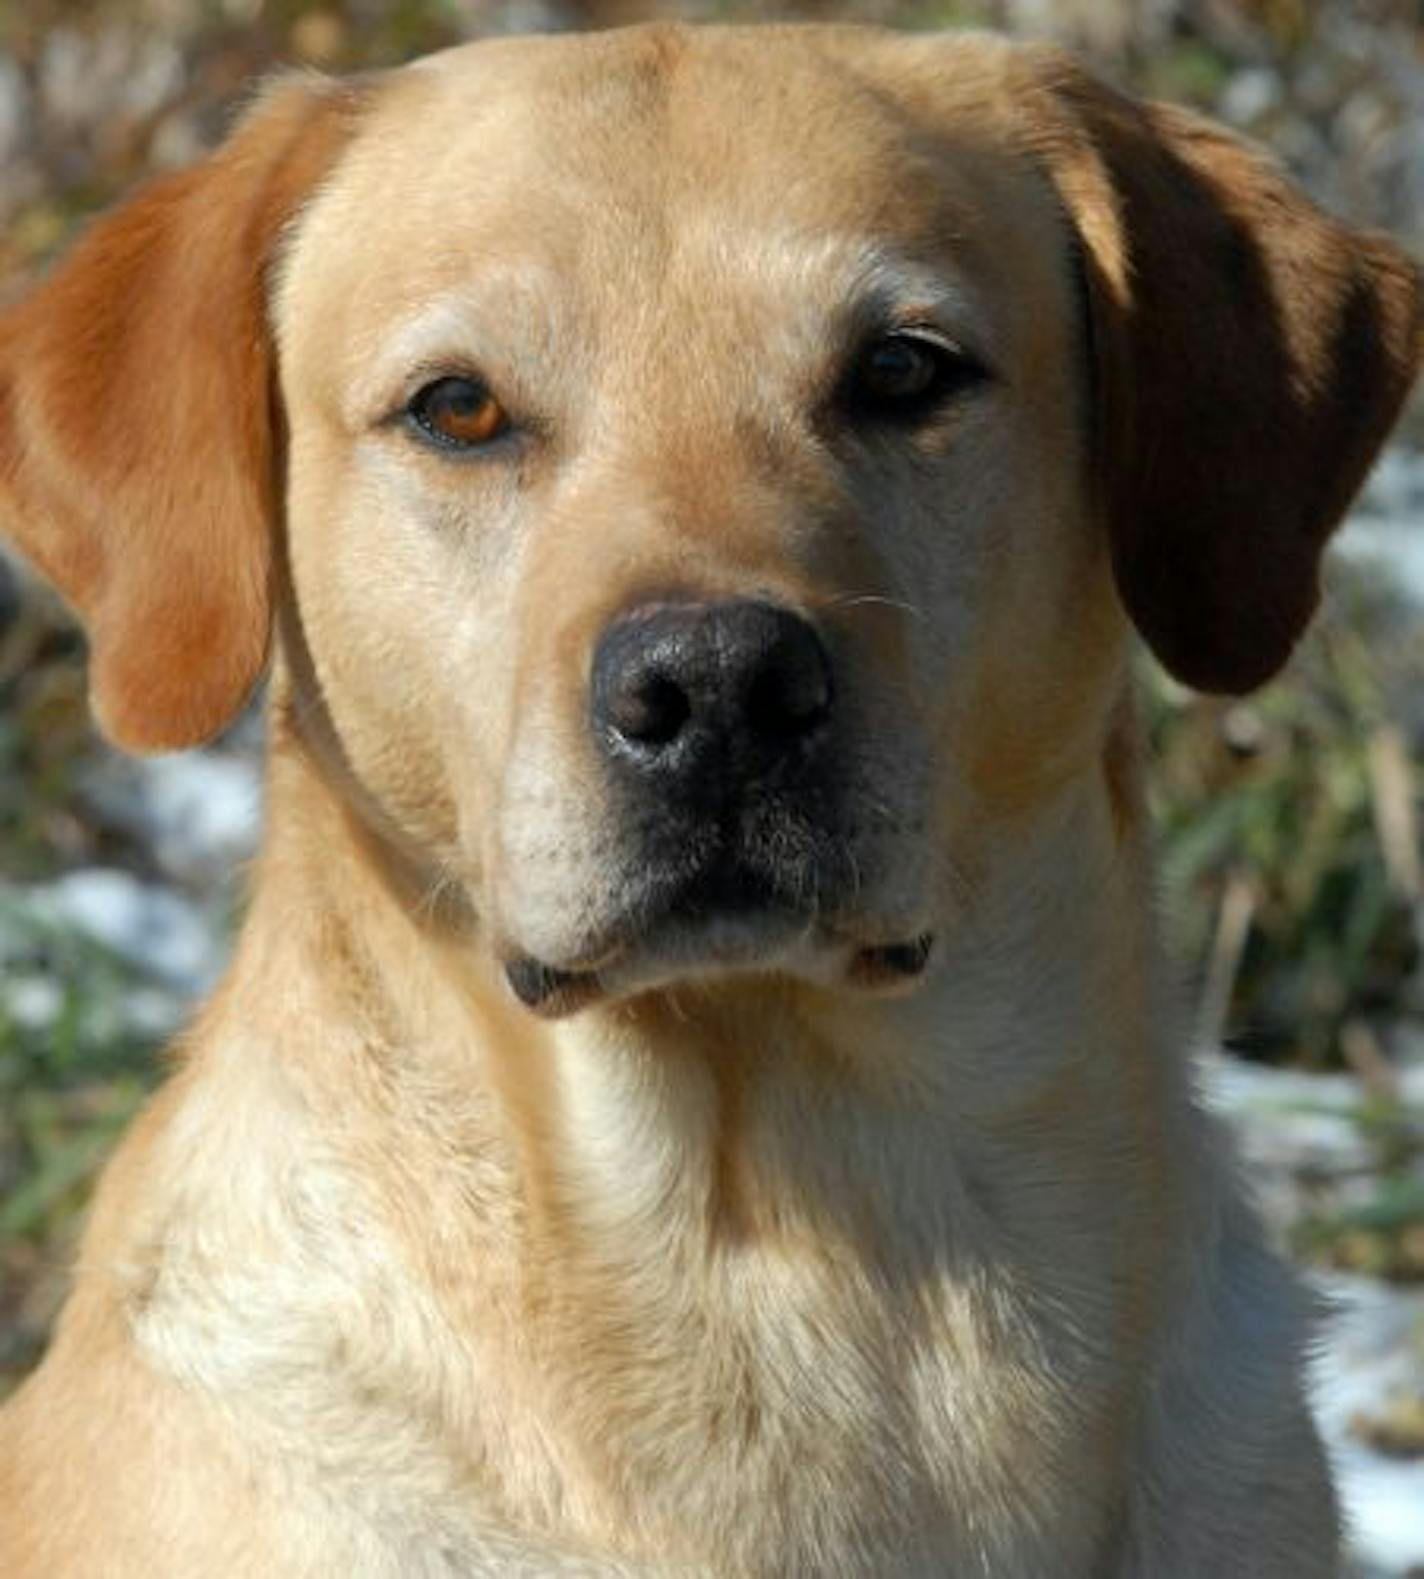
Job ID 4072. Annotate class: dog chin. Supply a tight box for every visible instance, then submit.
[501,919,936,1019]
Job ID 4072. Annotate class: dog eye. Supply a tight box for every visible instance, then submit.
[845,332,988,421]
[407,375,510,450]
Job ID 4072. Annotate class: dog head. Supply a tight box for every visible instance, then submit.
[0,27,1417,1014]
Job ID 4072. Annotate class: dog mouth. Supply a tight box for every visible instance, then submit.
[501,859,935,1017]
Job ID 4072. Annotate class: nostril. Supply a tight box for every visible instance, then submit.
[746,642,833,741]
[607,670,691,747]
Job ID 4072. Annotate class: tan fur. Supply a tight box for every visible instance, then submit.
[0,25,1418,1576]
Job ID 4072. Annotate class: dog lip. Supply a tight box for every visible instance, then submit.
[503,861,930,1014]
[500,863,799,1015]
[505,928,937,1018]
[847,932,936,988]
[503,956,601,1016]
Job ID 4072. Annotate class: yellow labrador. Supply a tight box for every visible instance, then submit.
[0,23,1418,1577]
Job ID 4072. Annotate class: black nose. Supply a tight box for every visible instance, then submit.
[590,600,833,792]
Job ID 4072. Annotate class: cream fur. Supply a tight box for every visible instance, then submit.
[3,22,1416,1576]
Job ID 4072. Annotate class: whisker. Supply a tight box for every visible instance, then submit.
[824,592,927,624]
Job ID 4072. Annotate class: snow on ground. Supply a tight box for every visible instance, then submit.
[1345,447,1424,610]
[1317,1276,1424,1578]
[1205,1053,1424,1577]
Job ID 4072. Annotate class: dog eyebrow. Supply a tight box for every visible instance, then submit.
[692,215,990,324]
[342,265,575,428]
[842,253,993,348]
[766,237,1000,380]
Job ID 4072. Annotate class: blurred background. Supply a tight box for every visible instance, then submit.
[0,0,1421,1570]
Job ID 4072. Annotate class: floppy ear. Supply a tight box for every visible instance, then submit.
[0,76,364,751]
[1018,51,1422,694]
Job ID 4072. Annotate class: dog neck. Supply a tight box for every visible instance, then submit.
[233,677,1179,1271]
[111,679,1194,1565]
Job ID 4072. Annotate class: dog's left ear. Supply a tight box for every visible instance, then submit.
[0,76,365,752]
[1017,50,1422,694]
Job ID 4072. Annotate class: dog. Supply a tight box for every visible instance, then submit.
[0,22,1418,1577]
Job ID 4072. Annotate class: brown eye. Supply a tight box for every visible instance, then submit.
[845,332,988,422]
[407,375,509,449]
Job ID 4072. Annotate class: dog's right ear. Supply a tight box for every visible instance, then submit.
[0,76,365,752]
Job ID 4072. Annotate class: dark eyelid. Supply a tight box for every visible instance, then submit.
[837,326,994,427]
[838,286,995,369]
[378,368,474,425]
[380,369,531,459]
[882,323,993,380]
[888,322,977,358]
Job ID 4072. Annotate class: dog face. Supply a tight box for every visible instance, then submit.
[0,27,1417,1015]
[275,31,1107,1011]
